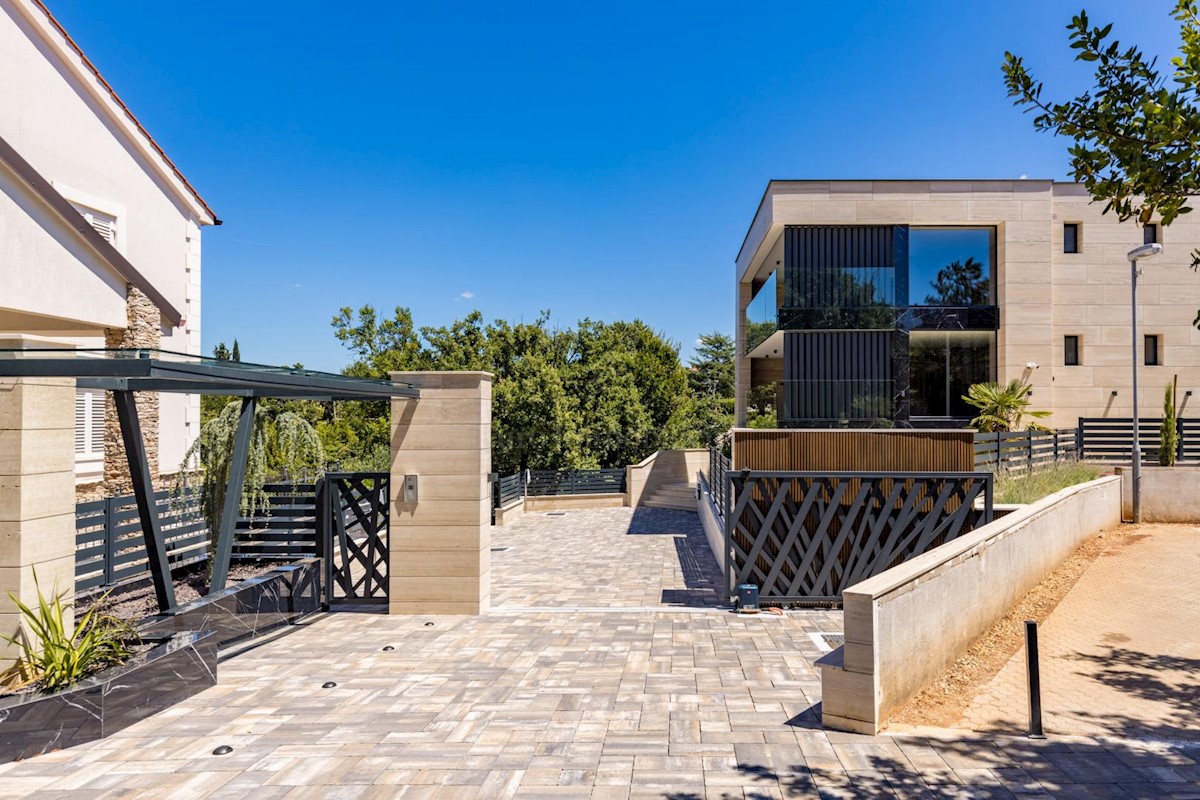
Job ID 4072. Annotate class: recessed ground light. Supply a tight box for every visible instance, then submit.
[423,622,434,627]
[322,681,337,689]
[491,546,511,552]
[382,646,394,651]
[546,511,567,516]
[212,745,233,756]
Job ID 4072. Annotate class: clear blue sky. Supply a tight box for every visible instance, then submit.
[48,0,1181,371]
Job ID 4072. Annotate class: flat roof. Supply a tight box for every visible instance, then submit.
[0,348,419,400]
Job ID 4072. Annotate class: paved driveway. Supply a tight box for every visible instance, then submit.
[1,508,1198,798]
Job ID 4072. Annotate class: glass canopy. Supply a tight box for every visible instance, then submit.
[0,348,419,400]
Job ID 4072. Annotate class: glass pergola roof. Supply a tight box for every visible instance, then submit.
[0,348,418,400]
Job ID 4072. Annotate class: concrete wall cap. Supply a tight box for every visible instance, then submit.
[844,475,1121,602]
[389,371,493,388]
[0,335,78,350]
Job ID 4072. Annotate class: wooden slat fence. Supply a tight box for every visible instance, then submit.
[525,468,626,496]
[1078,417,1200,463]
[732,429,975,472]
[973,429,1077,473]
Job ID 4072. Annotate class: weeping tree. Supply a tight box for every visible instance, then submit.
[175,400,325,563]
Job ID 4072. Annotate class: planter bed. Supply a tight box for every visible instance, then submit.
[139,558,321,649]
[0,630,217,763]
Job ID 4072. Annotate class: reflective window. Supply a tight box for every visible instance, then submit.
[1144,224,1158,245]
[909,228,994,306]
[909,330,994,418]
[745,271,778,352]
[1064,223,1080,253]
[1065,335,1080,366]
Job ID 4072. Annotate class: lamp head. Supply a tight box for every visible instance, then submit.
[1127,243,1163,262]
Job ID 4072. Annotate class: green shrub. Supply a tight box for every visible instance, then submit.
[1,575,136,693]
[994,462,1101,505]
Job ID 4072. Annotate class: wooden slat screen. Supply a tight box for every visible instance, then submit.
[731,429,974,472]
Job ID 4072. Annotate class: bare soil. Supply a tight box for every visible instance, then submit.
[77,561,281,623]
[888,524,1131,729]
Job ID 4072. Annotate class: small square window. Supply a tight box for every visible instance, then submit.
[1145,335,1161,366]
[1064,335,1080,366]
[1144,224,1159,244]
[1063,223,1080,254]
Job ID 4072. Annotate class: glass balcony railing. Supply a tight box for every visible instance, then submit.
[745,380,898,429]
[745,272,778,353]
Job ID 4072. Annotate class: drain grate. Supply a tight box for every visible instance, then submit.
[545,511,567,516]
[490,546,511,552]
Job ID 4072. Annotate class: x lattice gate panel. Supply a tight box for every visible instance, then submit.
[727,471,992,603]
[318,473,390,606]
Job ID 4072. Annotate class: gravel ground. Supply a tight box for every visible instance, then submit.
[76,561,282,622]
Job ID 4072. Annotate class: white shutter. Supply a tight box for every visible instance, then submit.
[75,390,88,453]
[90,393,105,452]
[74,390,106,455]
[70,203,118,246]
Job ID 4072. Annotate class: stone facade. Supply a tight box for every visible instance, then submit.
[103,286,161,493]
[735,180,1200,428]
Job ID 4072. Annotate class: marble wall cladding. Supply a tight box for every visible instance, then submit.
[0,630,216,763]
[140,559,321,649]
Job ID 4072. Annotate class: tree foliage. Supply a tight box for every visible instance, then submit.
[329,305,719,473]
[925,258,990,305]
[1003,3,1200,324]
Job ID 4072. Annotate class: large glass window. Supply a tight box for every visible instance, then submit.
[908,228,994,307]
[909,330,994,418]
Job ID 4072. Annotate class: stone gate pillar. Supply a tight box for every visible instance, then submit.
[0,336,77,665]
[388,371,491,615]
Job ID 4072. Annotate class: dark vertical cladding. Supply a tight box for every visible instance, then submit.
[783,331,893,424]
[784,225,897,311]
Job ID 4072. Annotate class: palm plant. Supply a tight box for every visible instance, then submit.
[1,574,135,693]
[962,380,1051,432]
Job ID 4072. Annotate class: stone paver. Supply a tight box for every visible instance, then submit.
[491,507,725,609]
[0,508,1197,798]
[960,523,1200,741]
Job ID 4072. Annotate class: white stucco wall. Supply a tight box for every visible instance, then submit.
[0,0,212,476]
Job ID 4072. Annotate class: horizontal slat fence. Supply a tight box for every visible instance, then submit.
[76,483,320,596]
[973,429,1077,473]
[525,468,626,496]
[493,472,525,508]
[76,489,207,594]
[232,483,318,560]
[1078,417,1200,463]
[732,429,975,472]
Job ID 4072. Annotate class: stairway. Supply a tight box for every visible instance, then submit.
[640,482,698,511]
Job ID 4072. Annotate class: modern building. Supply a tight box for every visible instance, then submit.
[0,0,218,485]
[735,180,1200,429]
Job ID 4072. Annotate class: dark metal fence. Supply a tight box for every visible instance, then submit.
[1077,417,1200,462]
[724,471,993,603]
[76,482,321,596]
[973,429,1077,473]
[493,471,526,508]
[707,446,731,521]
[76,489,207,594]
[524,468,626,496]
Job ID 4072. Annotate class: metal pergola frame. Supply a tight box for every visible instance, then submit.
[0,348,418,613]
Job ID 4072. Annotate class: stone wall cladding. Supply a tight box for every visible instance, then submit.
[103,286,162,493]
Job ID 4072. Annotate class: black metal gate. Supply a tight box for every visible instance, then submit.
[317,472,390,606]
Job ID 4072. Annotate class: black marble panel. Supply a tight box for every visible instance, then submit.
[0,631,216,763]
[140,558,320,649]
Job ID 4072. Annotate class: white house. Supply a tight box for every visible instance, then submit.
[0,0,218,485]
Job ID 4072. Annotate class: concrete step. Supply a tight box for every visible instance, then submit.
[641,496,697,511]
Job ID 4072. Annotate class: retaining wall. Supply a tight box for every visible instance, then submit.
[819,476,1122,734]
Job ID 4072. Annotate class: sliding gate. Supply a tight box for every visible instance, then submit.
[317,472,390,606]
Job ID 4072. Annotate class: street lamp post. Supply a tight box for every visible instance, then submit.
[1126,242,1163,524]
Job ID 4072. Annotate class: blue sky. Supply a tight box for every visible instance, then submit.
[48,1,1181,371]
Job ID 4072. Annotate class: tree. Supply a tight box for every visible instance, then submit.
[924,257,989,305]
[212,342,231,361]
[1003,3,1200,324]
[962,380,1051,432]
[688,332,735,446]
[1160,376,1180,466]
[230,339,241,362]
[332,305,426,377]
